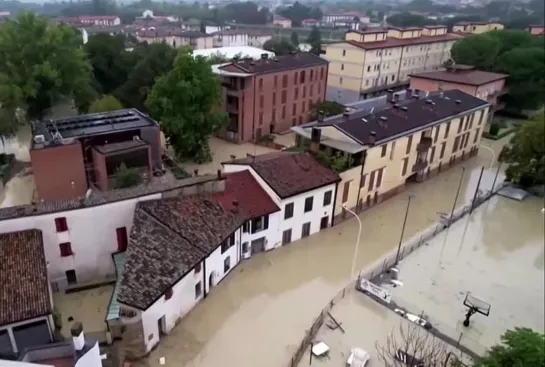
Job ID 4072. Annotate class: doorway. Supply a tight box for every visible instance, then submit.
[320,216,329,230]
[65,270,77,285]
[157,316,166,336]
[251,237,266,254]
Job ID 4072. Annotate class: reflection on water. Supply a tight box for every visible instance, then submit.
[136,138,515,367]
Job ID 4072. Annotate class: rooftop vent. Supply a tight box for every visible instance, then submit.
[425,99,433,104]
[401,106,408,111]
[361,118,368,123]
[393,103,400,108]
[380,116,387,121]
[455,100,462,104]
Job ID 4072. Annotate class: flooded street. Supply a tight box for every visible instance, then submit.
[138,138,513,367]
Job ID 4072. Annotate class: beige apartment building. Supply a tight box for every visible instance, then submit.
[324,26,462,99]
[452,21,504,35]
[135,29,213,49]
[291,89,490,221]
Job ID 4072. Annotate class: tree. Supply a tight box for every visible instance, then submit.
[263,38,296,55]
[387,13,437,28]
[475,328,545,366]
[307,26,322,55]
[0,12,94,131]
[501,112,545,187]
[146,49,227,163]
[89,95,123,113]
[290,31,299,47]
[375,321,453,366]
[451,30,545,111]
[115,43,177,112]
[84,34,135,95]
[279,1,322,27]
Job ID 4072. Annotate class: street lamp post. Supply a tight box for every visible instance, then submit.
[343,205,362,282]
[394,195,412,265]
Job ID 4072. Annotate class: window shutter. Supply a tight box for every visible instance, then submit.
[264,215,269,230]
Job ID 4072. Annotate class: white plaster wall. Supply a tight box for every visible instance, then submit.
[139,263,204,353]
[222,164,336,243]
[204,228,241,294]
[0,193,161,288]
[74,340,102,367]
[240,211,282,257]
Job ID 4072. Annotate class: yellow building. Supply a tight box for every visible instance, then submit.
[291,89,490,221]
[323,26,462,99]
[452,21,504,35]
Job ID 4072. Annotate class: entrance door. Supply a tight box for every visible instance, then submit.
[65,269,77,285]
[320,216,329,230]
[251,237,266,254]
[157,316,166,336]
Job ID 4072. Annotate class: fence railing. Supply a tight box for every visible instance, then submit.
[287,184,507,367]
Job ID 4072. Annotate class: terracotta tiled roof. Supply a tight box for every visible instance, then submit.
[345,33,462,50]
[225,152,341,199]
[0,229,51,326]
[214,170,280,219]
[117,209,207,310]
[410,68,508,86]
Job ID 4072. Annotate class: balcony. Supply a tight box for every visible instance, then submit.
[412,159,428,172]
[416,137,432,152]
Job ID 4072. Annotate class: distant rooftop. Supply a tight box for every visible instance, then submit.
[194,46,274,60]
[32,109,157,148]
[0,229,51,326]
[345,33,462,50]
[218,52,328,75]
[410,67,508,86]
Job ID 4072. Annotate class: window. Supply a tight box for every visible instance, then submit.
[401,158,409,176]
[292,104,296,116]
[165,287,173,300]
[341,64,344,71]
[300,71,306,83]
[224,256,231,273]
[282,106,286,119]
[453,136,460,152]
[274,76,278,88]
[302,222,311,238]
[251,215,269,234]
[339,77,343,85]
[294,72,298,84]
[310,70,314,79]
[376,168,384,188]
[221,233,235,253]
[360,174,367,188]
[195,282,202,299]
[381,144,387,157]
[444,122,450,138]
[282,75,288,88]
[195,262,201,273]
[457,117,464,133]
[303,87,306,98]
[310,85,314,96]
[272,109,276,122]
[304,197,314,212]
[116,227,128,252]
[473,130,479,144]
[259,95,264,108]
[281,90,287,104]
[369,170,376,191]
[65,270,77,285]
[390,141,396,160]
[55,217,68,232]
[434,126,440,143]
[282,229,292,245]
[478,111,484,125]
[259,112,263,125]
[440,142,446,159]
[259,78,263,90]
[284,203,294,219]
[323,190,332,206]
[342,181,350,203]
[367,65,371,72]
[59,242,72,257]
[242,221,249,233]
[272,92,276,105]
[406,136,412,154]
[294,88,299,100]
[430,146,436,163]
[342,49,346,56]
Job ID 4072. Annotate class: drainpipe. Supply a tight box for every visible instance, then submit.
[202,259,207,298]
[354,149,368,213]
[331,180,340,226]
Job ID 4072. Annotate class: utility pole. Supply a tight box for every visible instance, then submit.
[394,195,412,265]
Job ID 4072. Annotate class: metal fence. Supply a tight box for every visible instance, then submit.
[287,184,507,367]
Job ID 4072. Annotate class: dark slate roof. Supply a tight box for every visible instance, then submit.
[138,195,244,254]
[345,33,462,50]
[409,68,508,86]
[225,152,341,199]
[0,175,219,221]
[214,170,280,219]
[117,209,207,310]
[219,53,328,75]
[0,229,51,326]
[330,89,488,145]
[94,140,148,154]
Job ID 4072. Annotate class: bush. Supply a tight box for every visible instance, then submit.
[489,123,500,136]
[114,163,142,189]
[171,166,190,179]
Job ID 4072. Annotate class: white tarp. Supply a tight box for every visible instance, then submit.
[359,279,392,303]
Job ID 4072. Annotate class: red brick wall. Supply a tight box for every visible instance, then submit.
[31,141,88,201]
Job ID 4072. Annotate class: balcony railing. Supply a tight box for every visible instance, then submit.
[412,159,428,172]
[416,137,432,153]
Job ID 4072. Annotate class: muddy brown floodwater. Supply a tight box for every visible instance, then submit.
[134,139,510,367]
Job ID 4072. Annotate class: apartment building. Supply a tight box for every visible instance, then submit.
[135,29,213,49]
[409,65,508,117]
[212,29,249,48]
[452,21,504,35]
[324,26,462,100]
[291,89,490,221]
[213,52,329,143]
[246,30,274,48]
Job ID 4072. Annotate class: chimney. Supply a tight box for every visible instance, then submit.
[386,89,394,103]
[261,53,268,60]
[232,200,239,213]
[310,127,321,153]
[71,322,85,351]
[368,131,377,146]
[317,110,325,122]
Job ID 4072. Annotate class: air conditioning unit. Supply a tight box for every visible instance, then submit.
[33,135,45,144]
